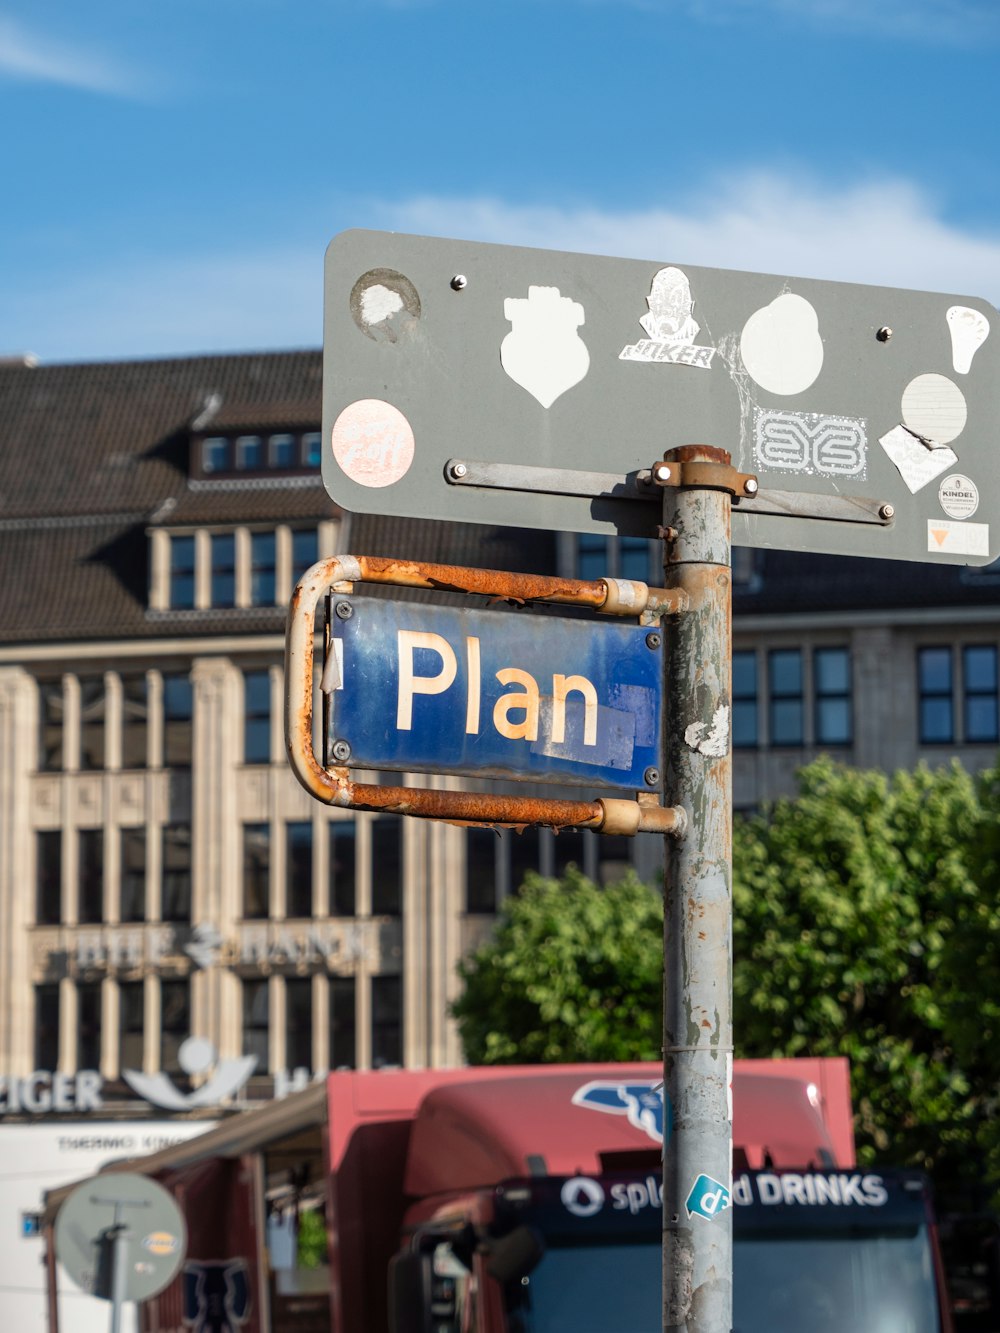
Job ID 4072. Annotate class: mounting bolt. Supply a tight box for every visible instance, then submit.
[450,274,468,291]
[652,462,672,484]
[331,739,352,763]
[645,632,661,650]
[879,503,895,521]
[449,461,468,480]
[744,477,759,496]
[335,600,353,620]
[876,326,893,342]
[644,767,660,788]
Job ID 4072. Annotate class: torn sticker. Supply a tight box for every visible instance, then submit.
[927,519,989,558]
[685,1174,731,1223]
[755,409,866,478]
[938,474,979,520]
[879,424,957,495]
[533,700,636,770]
[320,638,344,694]
[685,705,729,757]
[619,267,716,368]
[900,373,967,446]
[947,306,990,375]
[501,286,590,408]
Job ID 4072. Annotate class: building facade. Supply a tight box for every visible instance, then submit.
[1,350,997,1100]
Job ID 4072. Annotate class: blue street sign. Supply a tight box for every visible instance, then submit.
[326,599,662,790]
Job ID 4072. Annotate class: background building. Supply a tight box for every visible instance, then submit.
[1,350,997,1096]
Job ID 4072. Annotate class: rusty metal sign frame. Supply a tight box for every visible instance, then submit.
[284,555,687,836]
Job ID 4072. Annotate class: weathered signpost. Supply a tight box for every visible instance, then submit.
[286,228,998,1332]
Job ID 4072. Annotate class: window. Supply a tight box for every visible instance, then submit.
[119,981,144,1070]
[769,649,803,746]
[243,979,269,1067]
[78,983,102,1070]
[286,822,313,918]
[202,436,230,473]
[121,674,148,769]
[576,534,608,582]
[269,433,296,468]
[36,830,62,925]
[329,977,356,1069]
[919,647,953,744]
[371,976,402,1068]
[250,532,276,606]
[292,529,319,584]
[163,672,193,767]
[161,824,191,922]
[466,827,498,914]
[78,829,104,924]
[552,828,585,877]
[161,980,190,1073]
[243,824,270,919]
[620,537,652,582]
[35,985,60,1070]
[236,435,263,470]
[121,828,146,922]
[329,821,357,916]
[211,533,236,608]
[964,646,998,743]
[39,680,63,772]
[814,647,852,746]
[508,826,541,897]
[574,535,654,583]
[79,677,105,770]
[243,670,271,764]
[286,979,313,1070]
[732,650,758,749]
[303,432,322,468]
[371,816,402,916]
[169,535,196,610]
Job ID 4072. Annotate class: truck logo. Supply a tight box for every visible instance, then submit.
[560,1177,606,1218]
[571,1080,670,1145]
[182,1259,251,1332]
[685,1174,731,1223]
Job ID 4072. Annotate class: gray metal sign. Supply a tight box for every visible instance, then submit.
[323,229,999,565]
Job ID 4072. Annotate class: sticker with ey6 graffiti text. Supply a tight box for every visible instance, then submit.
[685,1174,731,1222]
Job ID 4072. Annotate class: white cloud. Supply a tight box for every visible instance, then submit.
[0,16,143,96]
[371,174,1000,307]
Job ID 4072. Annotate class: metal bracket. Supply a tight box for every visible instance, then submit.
[285,556,685,837]
[445,457,895,527]
[649,456,758,498]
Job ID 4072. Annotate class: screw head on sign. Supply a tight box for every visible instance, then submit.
[876,327,893,342]
[450,275,468,291]
[335,600,354,620]
[645,632,661,650]
[331,739,351,763]
[879,503,895,521]
[449,461,468,480]
[644,767,660,788]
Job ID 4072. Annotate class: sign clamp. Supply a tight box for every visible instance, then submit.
[285,556,687,836]
[444,457,895,527]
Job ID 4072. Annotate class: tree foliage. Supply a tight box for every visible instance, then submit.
[452,757,1000,1206]
[452,866,663,1064]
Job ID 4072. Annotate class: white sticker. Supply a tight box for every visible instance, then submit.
[900,373,967,445]
[938,473,980,520]
[879,424,957,495]
[740,294,823,396]
[947,306,990,375]
[501,286,590,408]
[331,399,415,488]
[927,519,989,557]
[755,410,866,478]
[685,706,730,757]
[619,267,716,369]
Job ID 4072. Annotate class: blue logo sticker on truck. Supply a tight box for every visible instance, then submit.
[571,1080,671,1145]
[685,1174,731,1223]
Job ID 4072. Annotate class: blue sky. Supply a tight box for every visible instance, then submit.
[2,0,999,363]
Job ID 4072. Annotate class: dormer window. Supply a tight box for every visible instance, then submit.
[194,429,322,479]
[203,437,230,473]
[236,435,264,470]
[269,434,296,468]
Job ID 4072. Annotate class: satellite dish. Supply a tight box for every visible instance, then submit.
[54,1171,186,1305]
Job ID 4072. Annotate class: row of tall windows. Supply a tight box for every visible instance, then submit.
[201,432,322,477]
[167,527,318,611]
[242,817,400,919]
[34,979,190,1073]
[38,672,192,772]
[918,644,998,745]
[35,826,190,925]
[241,974,400,1071]
[732,647,852,749]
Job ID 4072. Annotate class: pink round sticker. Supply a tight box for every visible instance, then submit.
[330,399,415,488]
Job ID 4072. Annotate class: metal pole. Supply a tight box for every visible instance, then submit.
[108,1205,128,1333]
[661,446,734,1333]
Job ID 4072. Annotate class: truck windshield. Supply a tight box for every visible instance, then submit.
[507,1229,941,1333]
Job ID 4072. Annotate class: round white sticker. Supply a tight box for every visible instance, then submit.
[938,473,979,519]
[331,399,415,488]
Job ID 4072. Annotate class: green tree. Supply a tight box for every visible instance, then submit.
[452,866,663,1064]
[732,755,990,1203]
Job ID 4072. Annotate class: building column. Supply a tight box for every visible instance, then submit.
[0,668,38,1071]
